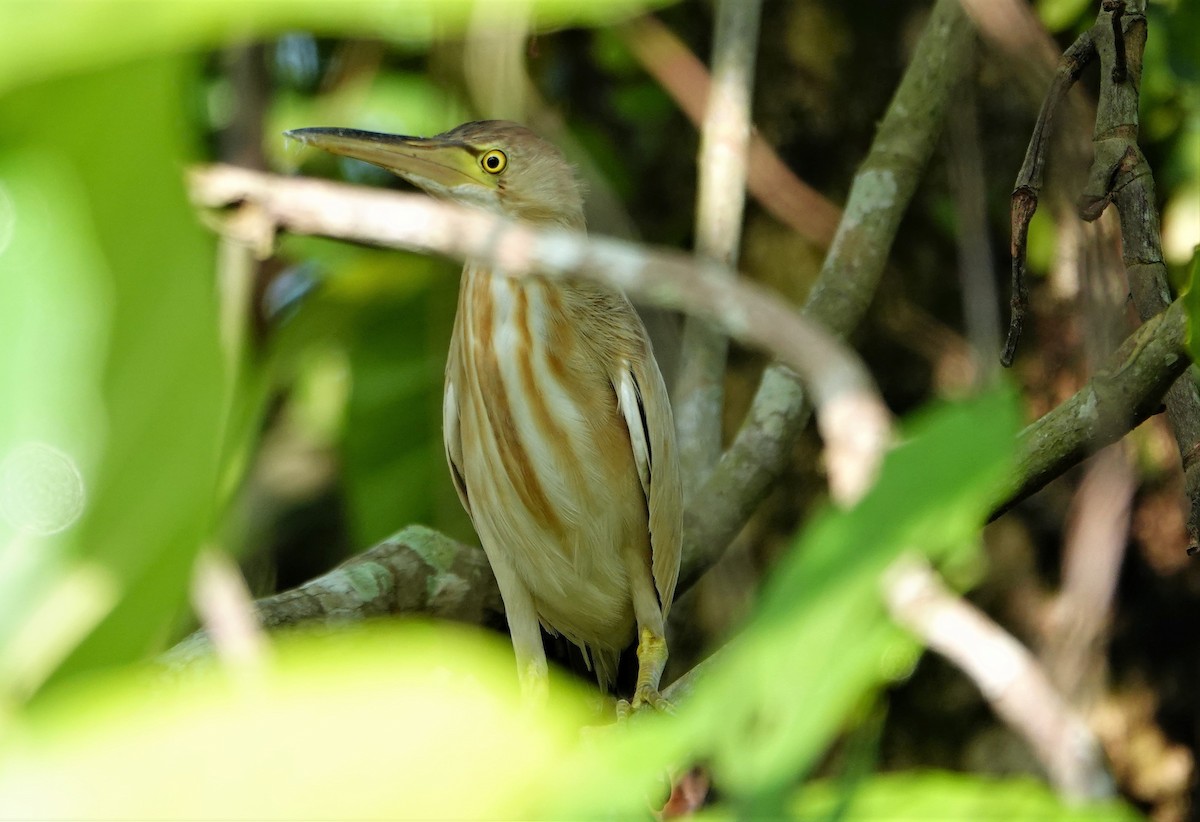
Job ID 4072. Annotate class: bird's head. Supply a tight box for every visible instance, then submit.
[286,120,585,230]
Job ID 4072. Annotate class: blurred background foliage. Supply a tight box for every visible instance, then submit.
[0,0,1197,818]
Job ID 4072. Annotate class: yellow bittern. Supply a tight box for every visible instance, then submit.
[287,121,683,710]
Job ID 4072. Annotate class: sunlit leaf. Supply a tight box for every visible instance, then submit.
[1183,246,1200,361]
[0,56,227,688]
[677,390,1021,797]
[700,772,1140,821]
[0,0,679,97]
[0,624,596,820]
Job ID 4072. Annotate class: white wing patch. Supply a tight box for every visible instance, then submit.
[443,377,471,517]
[616,364,651,499]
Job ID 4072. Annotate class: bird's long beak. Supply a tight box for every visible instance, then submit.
[285,127,484,191]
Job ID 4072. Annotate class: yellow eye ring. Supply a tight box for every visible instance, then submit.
[480,149,508,174]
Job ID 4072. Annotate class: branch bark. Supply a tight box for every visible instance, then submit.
[1004,0,1200,547]
[680,0,976,588]
[164,526,505,669]
[884,556,1113,801]
[1086,2,1200,550]
[997,296,1189,518]
[673,0,761,496]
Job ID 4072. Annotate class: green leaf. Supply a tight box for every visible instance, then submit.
[0,624,594,820]
[0,56,227,690]
[1184,246,1200,361]
[694,772,1142,821]
[0,0,679,97]
[1036,0,1093,33]
[679,389,1022,796]
[794,772,1142,821]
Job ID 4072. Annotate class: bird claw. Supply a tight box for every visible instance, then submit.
[615,686,675,722]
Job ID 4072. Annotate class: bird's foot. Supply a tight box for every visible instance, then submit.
[615,685,674,721]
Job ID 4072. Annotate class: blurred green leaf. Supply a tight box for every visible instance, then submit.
[0,150,113,696]
[679,389,1021,798]
[340,260,451,546]
[0,0,679,97]
[771,772,1139,821]
[0,56,226,689]
[0,623,594,820]
[1036,0,1093,33]
[1184,247,1200,361]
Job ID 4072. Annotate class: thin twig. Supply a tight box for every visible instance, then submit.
[189,164,893,506]
[1042,443,1133,704]
[674,0,762,497]
[190,550,269,674]
[1002,30,1097,366]
[463,0,532,122]
[947,75,1001,380]
[618,15,841,250]
[884,556,1114,801]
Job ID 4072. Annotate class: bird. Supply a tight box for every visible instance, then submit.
[286,121,683,711]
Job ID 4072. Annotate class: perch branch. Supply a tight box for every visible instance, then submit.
[165,291,1189,653]
[674,0,762,495]
[163,526,505,669]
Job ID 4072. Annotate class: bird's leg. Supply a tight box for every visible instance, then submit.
[618,546,672,716]
[632,625,670,710]
[490,556,548,706]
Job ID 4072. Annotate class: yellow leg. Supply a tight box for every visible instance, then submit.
[632,626,669,709]
[616,626,673,718]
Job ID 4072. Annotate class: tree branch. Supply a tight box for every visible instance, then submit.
[1003,30,1097,365]
[163,526,505,669]
[997,296,1188,517]
[884,556,1113,801]
[1085,2,1200,549]
[673,0,761,495]
[1004,1,1200,547]
[680,0,976,588]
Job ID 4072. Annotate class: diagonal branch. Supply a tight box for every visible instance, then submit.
[673,0,762,495]
[998,296,1188,518]
[680,0,976,587]
[884,556,1113,801]
[618,15,841,249]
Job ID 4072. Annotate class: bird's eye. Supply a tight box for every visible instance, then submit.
[480,149,508,174]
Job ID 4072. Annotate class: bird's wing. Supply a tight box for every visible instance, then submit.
[443,374,472,519]
[616,353,683,618]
